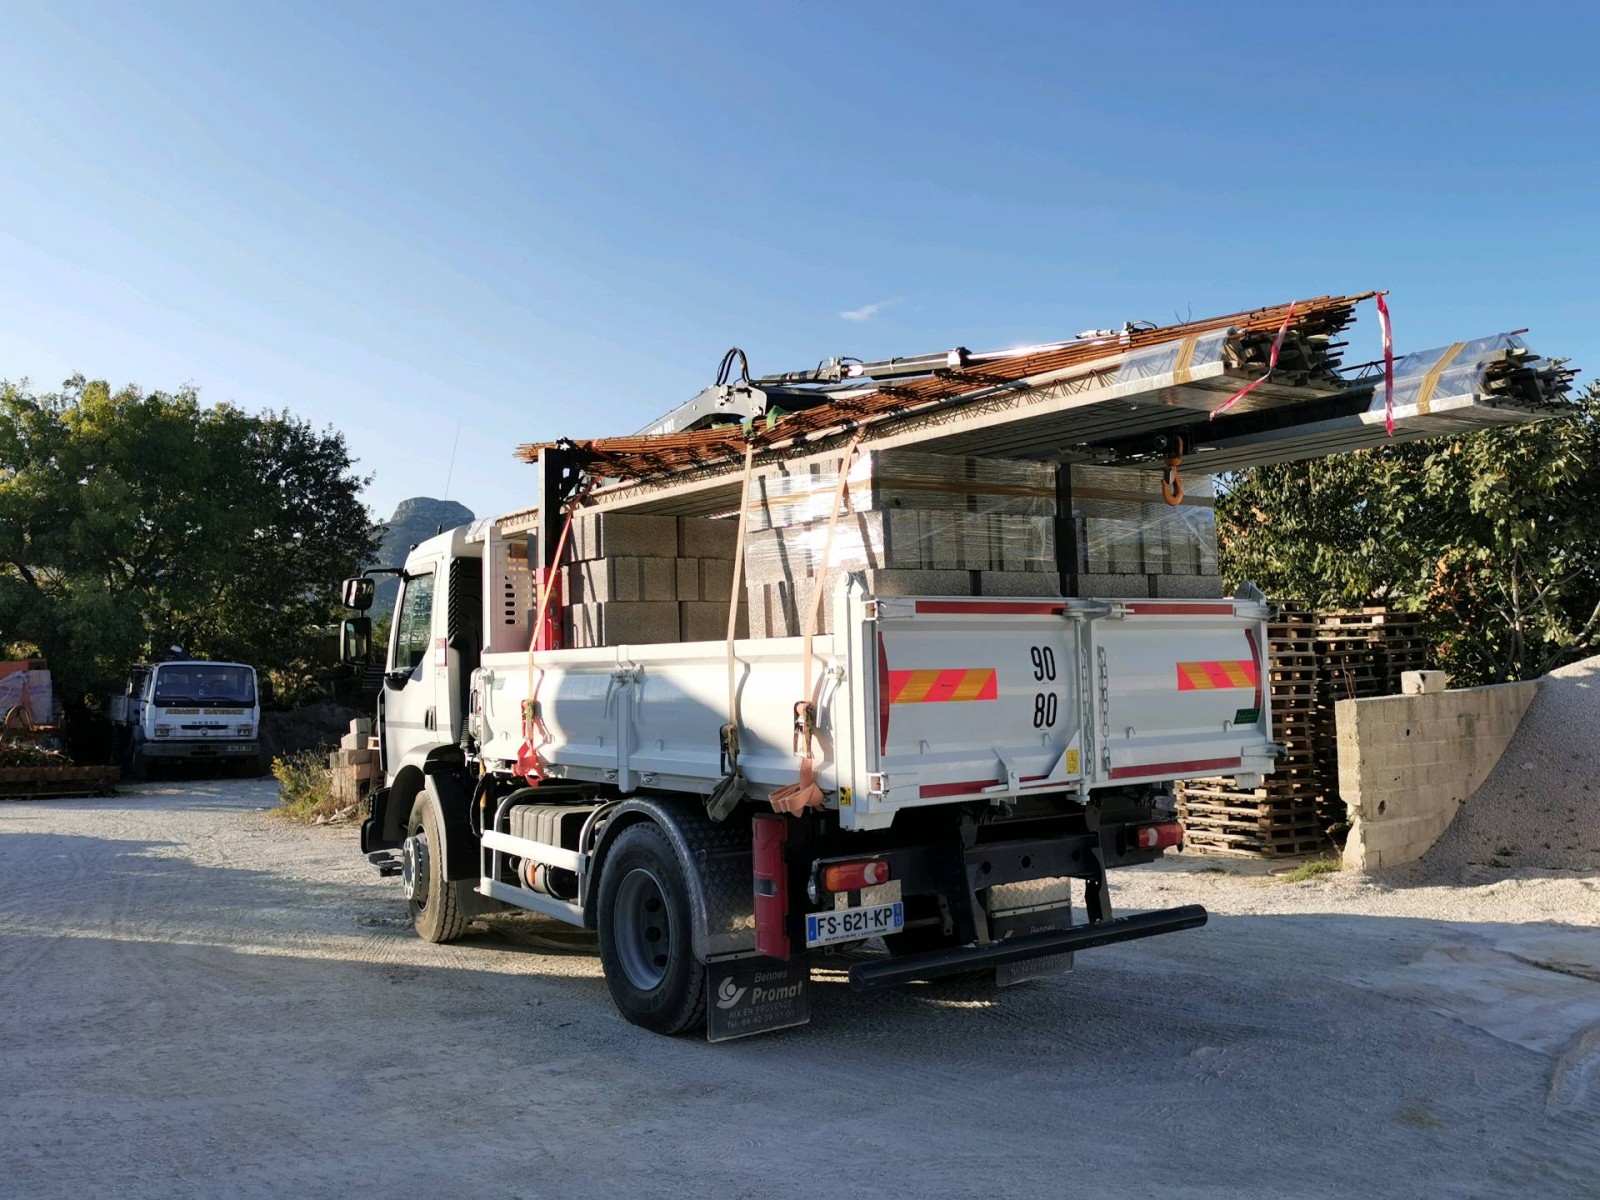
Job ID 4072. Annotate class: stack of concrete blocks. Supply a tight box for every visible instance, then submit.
[1068,465,1222,599]
[329,717,378,809]
[744,449,1059,638]
[560,512,747,648]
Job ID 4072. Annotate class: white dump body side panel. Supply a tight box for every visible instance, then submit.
[477,634,854,799]
[473,585,1273,832]
[1085,601,1275,786]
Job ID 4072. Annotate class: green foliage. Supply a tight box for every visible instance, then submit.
[1218,382,1600,685]
[0,376,380,702]
[270,748,341,823]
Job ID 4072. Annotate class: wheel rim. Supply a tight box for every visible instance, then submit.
[613,867,672,991]
[402,830,430,909]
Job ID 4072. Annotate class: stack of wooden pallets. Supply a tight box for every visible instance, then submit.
[1310,608,1427,838]
[1179,603,1430,857]
[1177,604,1326,858]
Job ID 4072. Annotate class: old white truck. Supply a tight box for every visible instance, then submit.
[110,659,262,777]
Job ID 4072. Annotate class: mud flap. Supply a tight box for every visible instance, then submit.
[989,885,1075,987]
[705,955,810,1042]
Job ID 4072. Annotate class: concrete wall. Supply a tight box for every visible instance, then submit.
[1336,681,1539,870]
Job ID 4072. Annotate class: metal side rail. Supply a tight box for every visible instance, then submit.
[847,904,1208,991]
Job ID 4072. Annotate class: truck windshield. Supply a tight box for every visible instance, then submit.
[152,665,257,707]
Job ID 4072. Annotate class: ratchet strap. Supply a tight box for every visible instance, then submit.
[770,430,864,816]
[515,492,585,780]
[707,442,758,820]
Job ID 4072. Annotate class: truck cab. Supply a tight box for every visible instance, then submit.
[110,659,262,777]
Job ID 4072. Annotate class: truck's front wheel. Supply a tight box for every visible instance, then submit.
[404,800,471,944]
[596,824,706,1035]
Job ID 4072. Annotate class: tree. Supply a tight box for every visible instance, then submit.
[1217,381,1600,685]
[0,376,380,704]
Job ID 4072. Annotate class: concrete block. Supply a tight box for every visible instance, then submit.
[978,571,1063,597]
[1153,573,1225,599]
[573,512,679,560]
[680,601,747,642]
[1402,670,1448,695]
[565,600,680,648]
[698,558,735,602]
[564,558,641,603]
[638,557,678,602]
[1072,573,1153,599]
[675,559,700,602]
[678,516,741,559]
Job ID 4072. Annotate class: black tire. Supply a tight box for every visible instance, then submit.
[405,799,472,944]
[126,746,148,782]
[596,823,707,1035]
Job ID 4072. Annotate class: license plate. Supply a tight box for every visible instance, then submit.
[805,901,904,947]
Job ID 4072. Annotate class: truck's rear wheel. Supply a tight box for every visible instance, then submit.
[596,824,706,1035]
[404,800,471,944]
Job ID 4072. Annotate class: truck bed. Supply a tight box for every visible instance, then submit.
[475,584,1275,830]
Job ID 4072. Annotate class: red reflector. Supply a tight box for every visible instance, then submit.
[820,858,892,893]
[1135,823,1184,851]
[752,814,790,961]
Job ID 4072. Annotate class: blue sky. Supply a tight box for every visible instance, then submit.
[2,1,1596,522]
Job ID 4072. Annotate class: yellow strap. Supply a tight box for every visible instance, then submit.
[1171,335,1200,386]
[1414,341,1467,415]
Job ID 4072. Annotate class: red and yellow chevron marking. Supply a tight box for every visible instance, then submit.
[1176,659,1259,691]
[887,668,998,705]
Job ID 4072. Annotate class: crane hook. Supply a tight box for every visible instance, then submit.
[1161,435,1187,507]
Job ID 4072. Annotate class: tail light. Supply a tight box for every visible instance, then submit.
[1133,823,1183,851]
[752,814,790,960]
[819,858,891,893]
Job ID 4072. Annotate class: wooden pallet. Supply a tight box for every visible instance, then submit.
[1183,830,1329,858]
[0,764,120,799]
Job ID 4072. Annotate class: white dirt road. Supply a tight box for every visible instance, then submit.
[3,781,1599,1199]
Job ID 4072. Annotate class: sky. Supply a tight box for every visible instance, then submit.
[2,1,1597,523]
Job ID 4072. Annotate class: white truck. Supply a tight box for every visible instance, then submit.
[109,659,262,778]
[339,308,1571,1039]
[342,514,1269,1040]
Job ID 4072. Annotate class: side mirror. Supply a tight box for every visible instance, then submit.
[342,576,376,611]
[340,616,373,665]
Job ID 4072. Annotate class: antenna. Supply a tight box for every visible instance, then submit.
[442,418,464,501]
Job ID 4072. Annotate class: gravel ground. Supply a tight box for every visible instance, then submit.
[3,781,1600,1199]
[1402,653,1600,881]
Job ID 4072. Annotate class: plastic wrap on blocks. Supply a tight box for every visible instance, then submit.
[1069,465,1217,578]
[746,448,1056,532]
[745,510,1054,582]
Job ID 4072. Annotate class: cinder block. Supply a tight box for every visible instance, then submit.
[978,571,1063,597]
[680,601,747,642]
[1154,573,1225,599]
[572,512,678,560]
[678,516,741,559]
[565,600,680,647]
[564,558,641,603]
[675,558,700,602]
[698,558,735,602]
[1402,670,1449,695]
[1072,573,1153,599]
[638,557,678,602]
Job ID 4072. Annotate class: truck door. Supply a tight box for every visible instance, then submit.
[382,561,444,772]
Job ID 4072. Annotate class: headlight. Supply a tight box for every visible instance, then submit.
[237,724,253,737]
[154,725,172,738]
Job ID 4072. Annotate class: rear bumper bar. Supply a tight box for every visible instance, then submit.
[848,903,1208,991]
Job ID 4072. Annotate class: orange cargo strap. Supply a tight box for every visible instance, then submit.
[770,430,864,815]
